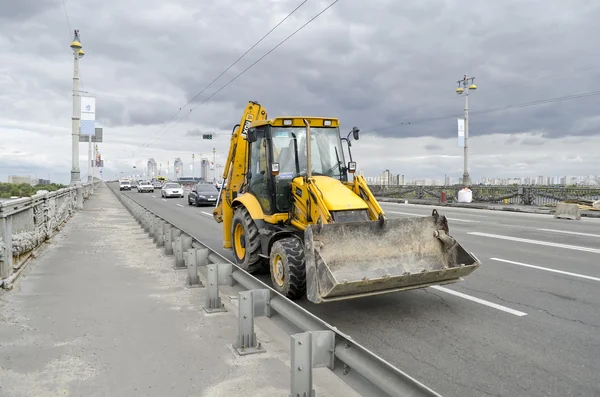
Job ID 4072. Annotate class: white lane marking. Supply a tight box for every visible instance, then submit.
[152,195,156,198]
[491,258,600,282]
[201,211,213,217]
[468,232,600,254]
[430,286,528,317]
[537,228,600,239]
[176,204,184,208]
[161,199,167,202]
[447,218,480,223]
[387,211,480,223]
[387,211,420,216]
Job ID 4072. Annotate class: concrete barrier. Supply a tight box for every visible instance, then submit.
[554,203,581,220]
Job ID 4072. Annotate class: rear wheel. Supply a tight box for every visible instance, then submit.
[231,207,263,273]
[269,237,306,300]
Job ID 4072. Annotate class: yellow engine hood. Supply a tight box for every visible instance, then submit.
[310,176,368,211]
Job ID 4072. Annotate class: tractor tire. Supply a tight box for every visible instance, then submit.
[231,207,263,273]
[269,237,306,300]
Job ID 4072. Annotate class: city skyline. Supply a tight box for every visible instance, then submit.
[363,170,600,187]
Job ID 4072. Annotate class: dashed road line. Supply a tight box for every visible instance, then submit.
[468,232,600,254]
[491,258,600,282]
[430,286,528,317]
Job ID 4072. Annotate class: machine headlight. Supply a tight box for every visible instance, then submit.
[323,119,332,126]
[283,119,293,126]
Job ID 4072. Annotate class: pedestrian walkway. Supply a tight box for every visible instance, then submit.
[0,185,353,397]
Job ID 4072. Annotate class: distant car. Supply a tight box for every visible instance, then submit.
[137,180,154,193]
[119,181,131,191]
[161,182,183,198]
[151,180,162,189]
[188,183,219,206]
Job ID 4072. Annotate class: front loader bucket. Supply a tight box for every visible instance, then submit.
[304,210,481,303]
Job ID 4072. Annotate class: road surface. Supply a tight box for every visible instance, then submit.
[122,189,600,397]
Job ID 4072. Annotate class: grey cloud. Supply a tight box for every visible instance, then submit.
[521,137,545,146]
[424,144,442,151]
[2,0,600,182]
[504,135,518,145]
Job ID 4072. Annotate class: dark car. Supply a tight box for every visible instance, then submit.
[188,183,219,206]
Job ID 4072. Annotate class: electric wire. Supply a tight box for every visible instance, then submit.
[136,0,309,151]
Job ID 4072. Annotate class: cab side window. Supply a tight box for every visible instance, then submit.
[248,129,272,214]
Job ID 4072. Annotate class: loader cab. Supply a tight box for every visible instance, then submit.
[246,117,353,215]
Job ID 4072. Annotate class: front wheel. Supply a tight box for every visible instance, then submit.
[231,207,263,273]
[269,237,306,300]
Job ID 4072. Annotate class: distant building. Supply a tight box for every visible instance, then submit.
[174,158,183,179]
[147,158,157,178]
[8,175,31,184]
[200,159,209,181]
[36,179,51,185]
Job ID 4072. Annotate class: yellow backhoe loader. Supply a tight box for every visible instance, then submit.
[213,101,481,303]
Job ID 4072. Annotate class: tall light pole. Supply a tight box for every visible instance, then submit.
[70,30,85,208]
[212,147,217,183]
[192,153,195,181]
[456,74,477,186]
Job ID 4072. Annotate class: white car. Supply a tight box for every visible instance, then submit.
[137,180,154,193]
[119,180,132,191]
[161,182,184,198]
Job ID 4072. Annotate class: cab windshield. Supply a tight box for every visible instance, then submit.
[271,127,345,179]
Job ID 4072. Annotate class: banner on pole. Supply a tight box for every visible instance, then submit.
[80,96,96,136]
[457,118,465,147]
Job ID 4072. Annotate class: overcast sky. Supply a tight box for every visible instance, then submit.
[1,0,599,184]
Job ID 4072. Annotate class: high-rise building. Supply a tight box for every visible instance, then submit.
[8,175,32,184]
[174,158,183,179]
[147,158,157,178]
[201,159,209,182]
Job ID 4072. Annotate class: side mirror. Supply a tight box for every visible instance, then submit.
[271,162,280,176]
[247,127,257,143]
[347,161,357,173]
[352,127,360,141]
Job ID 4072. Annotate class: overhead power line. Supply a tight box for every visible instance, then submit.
[61,0,73,39]
[137,0,309,151]
[138,0,341,152]
[369,89,600,133]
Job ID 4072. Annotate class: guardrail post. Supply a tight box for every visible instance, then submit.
[173,234,192,269]
[148,213,156,237]
[155,221,165,248]
[185,248,204,288]
[203,263,232,314]
[164,225,174,255]
[152,218,160,243]
[1,216,13,281]
[289,330,335,397]
[143,212,150,232]
[233,289,270,356]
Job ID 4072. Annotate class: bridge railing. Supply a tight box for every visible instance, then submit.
[0,180,101,288]
[369,185,600,206]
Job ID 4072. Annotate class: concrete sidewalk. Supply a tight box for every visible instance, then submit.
[0,185,354,397]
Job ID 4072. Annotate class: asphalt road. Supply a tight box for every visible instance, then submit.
[122,189,600,397]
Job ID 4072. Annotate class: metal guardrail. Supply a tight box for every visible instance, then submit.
[0,180,101,288]
[370,185,600,206]
[107,182,442,397]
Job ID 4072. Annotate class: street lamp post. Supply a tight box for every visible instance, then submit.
[456,74,477,186]
[70,30,85,208]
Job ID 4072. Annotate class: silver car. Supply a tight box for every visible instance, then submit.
[161,182,184,198]
[137,180,154,193]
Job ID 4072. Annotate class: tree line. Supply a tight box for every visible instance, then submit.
[0,183,68,199]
